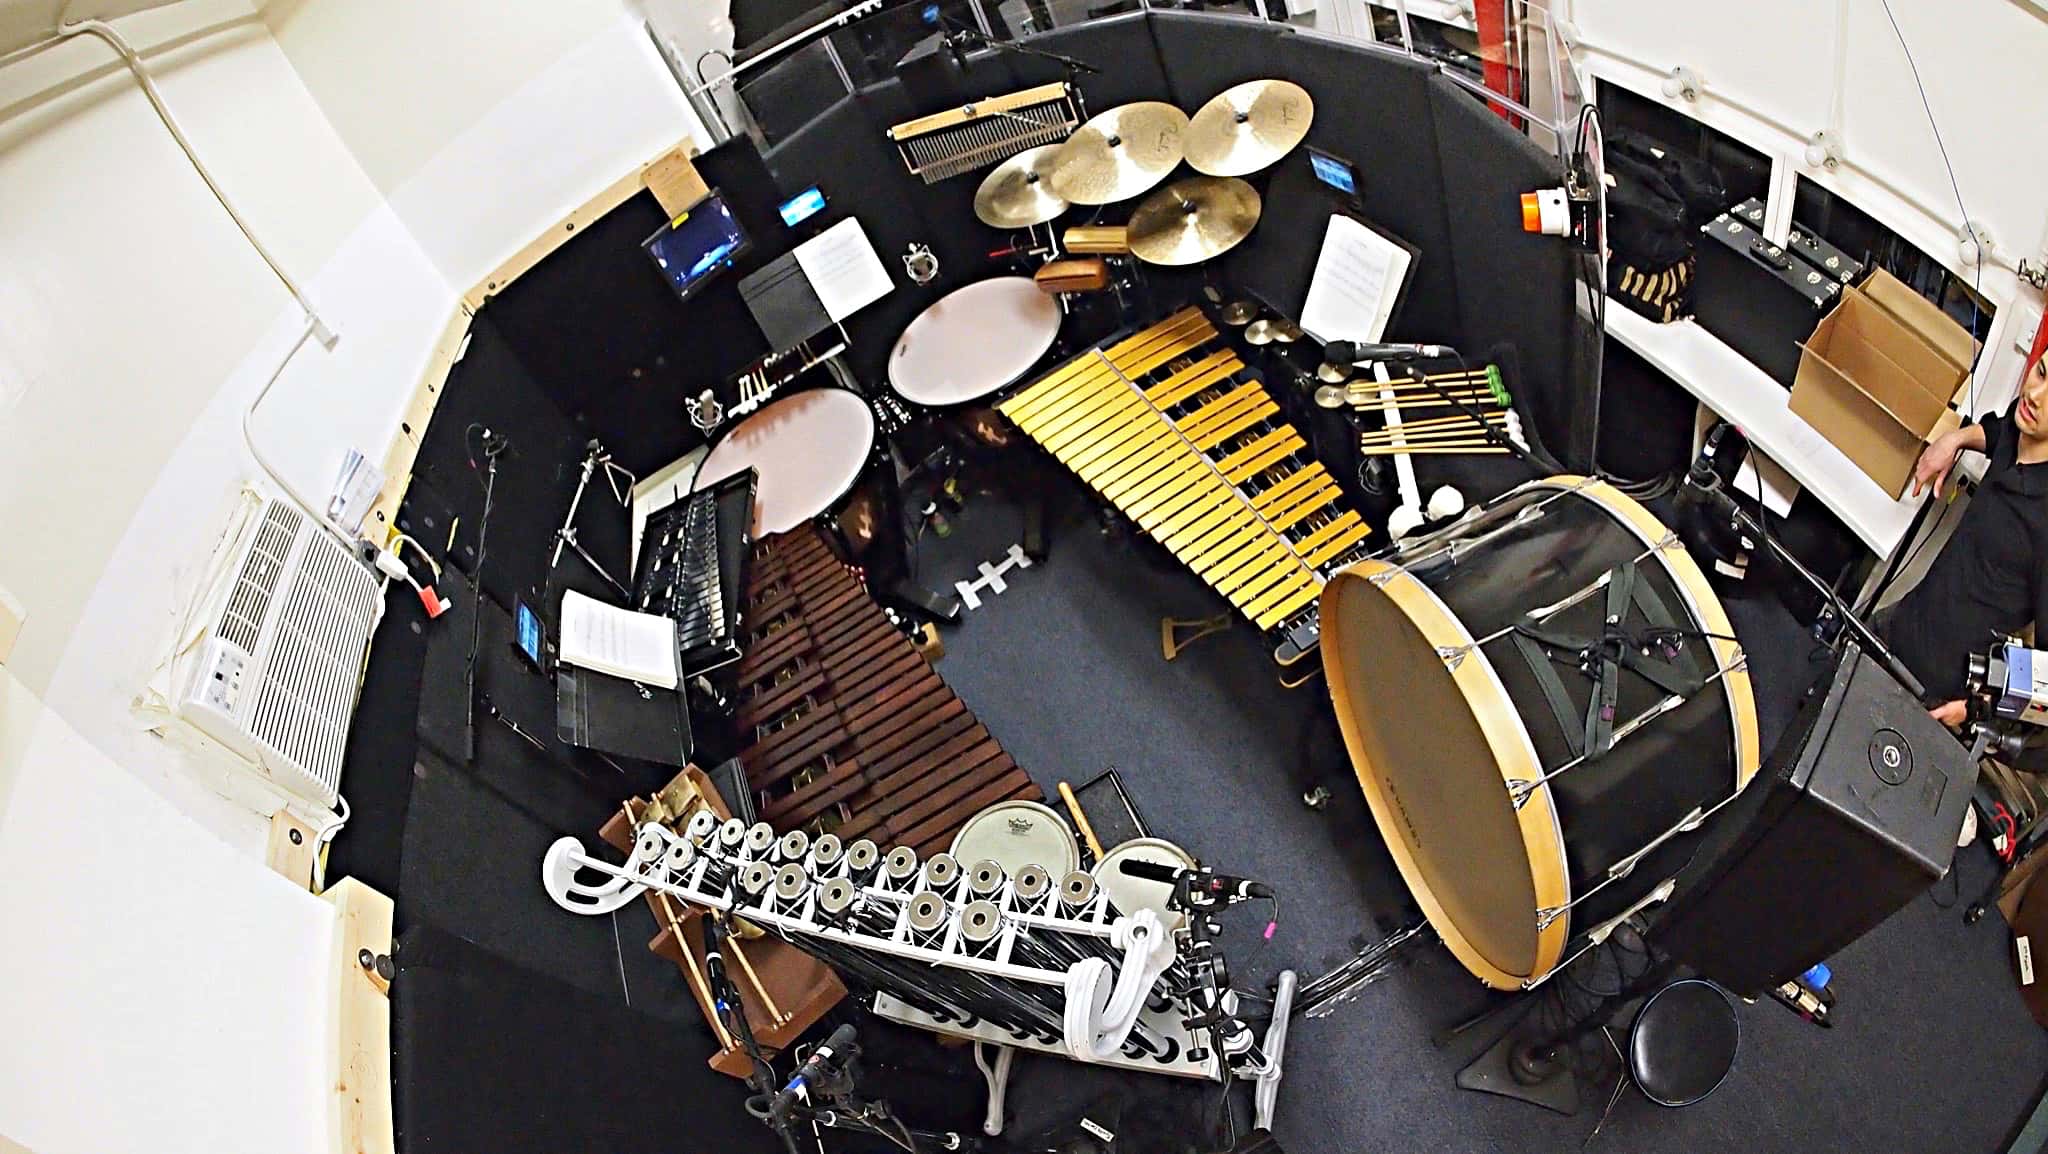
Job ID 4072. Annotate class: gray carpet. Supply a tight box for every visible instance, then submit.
[904,469,2048,1154]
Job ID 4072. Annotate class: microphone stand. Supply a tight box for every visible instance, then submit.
[463,432,509,762]
[1689,469,1925,699]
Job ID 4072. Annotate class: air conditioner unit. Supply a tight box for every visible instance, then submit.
[172,498,380,808]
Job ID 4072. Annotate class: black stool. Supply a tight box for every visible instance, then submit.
[1630,978,1740,1107]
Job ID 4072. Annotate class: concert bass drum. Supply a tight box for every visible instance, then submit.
[1321,476,1759,990]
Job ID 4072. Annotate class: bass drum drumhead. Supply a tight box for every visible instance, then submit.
[950,799,1081,880]
[1094,838,1198,932]
[1320,476,1757,989]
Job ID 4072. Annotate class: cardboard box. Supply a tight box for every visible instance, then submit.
[1789,268,1973,498]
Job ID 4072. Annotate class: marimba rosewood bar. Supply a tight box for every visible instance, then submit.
[735,525,1040,856]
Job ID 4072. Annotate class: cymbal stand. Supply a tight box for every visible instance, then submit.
[551,438,635,598]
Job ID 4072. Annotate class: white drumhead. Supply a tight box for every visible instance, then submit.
[888,278,1062,406]
[949,799,1079,879]
[695,388,876,536]
[1093,838,1198,932]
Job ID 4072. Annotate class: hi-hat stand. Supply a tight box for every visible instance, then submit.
[552,438,636,598]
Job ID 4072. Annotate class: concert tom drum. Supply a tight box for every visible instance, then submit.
[1322,476,1759,990]
[950,799,1081,880]
[1094,838,1198,933]
[694,387,876,536]
[888,277,1062,408]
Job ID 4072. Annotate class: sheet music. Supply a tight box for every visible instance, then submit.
[559,589,678,689]
[794,217,893,322]
[1299,215,1412,346]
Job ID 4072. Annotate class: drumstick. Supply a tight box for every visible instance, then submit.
[1057,781,1105,863]
[1359,413,1507,434]
[726,937,786,1025]
[654,893,736,1050]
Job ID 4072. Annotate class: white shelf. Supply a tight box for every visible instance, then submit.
[1603,306,1923,557]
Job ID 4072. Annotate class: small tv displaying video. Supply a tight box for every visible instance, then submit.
[643,190,750,303]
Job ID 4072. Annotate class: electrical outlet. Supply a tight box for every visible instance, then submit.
[2015,306,2043,355]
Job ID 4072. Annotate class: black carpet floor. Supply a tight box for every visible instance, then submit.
[905,466,2048,1154]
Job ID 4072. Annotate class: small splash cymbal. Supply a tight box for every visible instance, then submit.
[1313,384,1350,408]
[1127,176,1262,266]
[1316,361,1353,384]
[1185,79,1315,177]
[1048,102,1189,205]
[1220,300,1259,326]
[1274,320,1303,343]
[973,144,1069,228]
[1245,319,1280,345]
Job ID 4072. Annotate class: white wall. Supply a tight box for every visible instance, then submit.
[264,0,707,290]
[1564,0,2048,407]
[0,667,339,1154]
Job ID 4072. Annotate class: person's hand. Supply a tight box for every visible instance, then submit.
[1912,432,1964,498]
[1929,699,1968,729]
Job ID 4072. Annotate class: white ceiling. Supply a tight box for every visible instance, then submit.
[0,0,197,58]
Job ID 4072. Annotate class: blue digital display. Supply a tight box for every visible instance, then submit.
[779,187,827,227]
[642,189,750,303]
[1308,148,1358,196]
[515,601,543,666]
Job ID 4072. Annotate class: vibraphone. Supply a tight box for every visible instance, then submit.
[736,525,1040,855]
[998,307,1374,665]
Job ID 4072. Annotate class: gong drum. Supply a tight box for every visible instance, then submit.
[1322,476,1759,989]
[887,277,1063,408]
[694,387,877,536]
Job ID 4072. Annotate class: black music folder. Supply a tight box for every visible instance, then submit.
[556,665,691,767]
[740,250,832,353]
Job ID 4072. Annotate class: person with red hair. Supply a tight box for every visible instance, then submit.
[1894,319,2048,727]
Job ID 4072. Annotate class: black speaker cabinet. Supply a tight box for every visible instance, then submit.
[1655,641,1975,995]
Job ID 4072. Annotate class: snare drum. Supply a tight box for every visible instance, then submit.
[1094,838,1198,933]
[950,799,1081,880]
[1321,476,1759,990]
[694,387,876,536]
[888,277,1062,408]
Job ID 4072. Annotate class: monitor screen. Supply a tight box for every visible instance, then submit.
[643,191,750,302]
[514,600,544,668]
[1307,148,1358,196]
[779,187,827,227]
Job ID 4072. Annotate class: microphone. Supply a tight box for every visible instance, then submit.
[770,1024,858,1115]
[1115,859,1273,901]
[1323,339,1454,365]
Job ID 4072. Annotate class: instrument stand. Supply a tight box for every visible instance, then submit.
[1454,955,1678,1115]
[552,439,635,599]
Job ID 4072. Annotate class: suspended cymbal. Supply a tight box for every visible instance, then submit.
[1274,319,1304,342]
[1048,102,1188,205]
[1313,383,1350,408]
[1219,300,1259,326]
[1244,319,1278,346]
[1126,176,1262,266]
[1316,360,1353,384]
[973,144,1070,228]
[1185,79,1314,177]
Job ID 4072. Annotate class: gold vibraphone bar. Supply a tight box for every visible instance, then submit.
[999,307,1372,664]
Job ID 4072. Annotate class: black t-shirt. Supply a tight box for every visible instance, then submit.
[1888,404,2048,701]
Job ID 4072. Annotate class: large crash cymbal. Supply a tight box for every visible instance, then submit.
[973,144,1070,228]
[1048,102,1189,205]
[1126,176,1262,266]
[1184,79,1314,177]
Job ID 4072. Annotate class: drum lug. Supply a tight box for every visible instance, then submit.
[1535,905,1565,932]
[1367,569,1399,588]
[1506,779,1537,810]
[1435,645,1467,670]
[1654,531,1680,551]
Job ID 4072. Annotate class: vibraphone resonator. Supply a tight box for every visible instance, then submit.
[999,308,1372,666]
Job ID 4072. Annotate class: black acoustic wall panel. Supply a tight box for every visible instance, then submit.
[1013,13,1173,115]
[477,188,774,479]
[1147,10,1291,111]
[409,315,624,612]
[1222,34,1460,343]
[394,924,767,1154]
[1425,74,1582,466]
